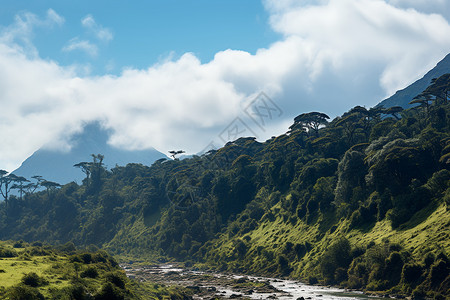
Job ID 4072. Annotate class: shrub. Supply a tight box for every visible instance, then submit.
[80,266,99,278]
[0,247,17,258]
[277,254,291,275]
[28,247,51,256]
[320,238,352,283]
[308,276,318,285]
[81,253,93,264]
[13,241,25,248]
[105,272,126,289]
[7,285,45,300]
[402,264,423,284]
[95,283,125,300]
[21,272,48,287]
[429,259,449,287]
[59,242,77,253]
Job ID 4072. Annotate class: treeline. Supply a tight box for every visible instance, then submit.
[0,74,449,298]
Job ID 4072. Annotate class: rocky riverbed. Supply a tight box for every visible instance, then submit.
[121,264,388,300]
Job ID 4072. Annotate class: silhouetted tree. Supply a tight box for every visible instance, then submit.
[169,150,185,160]
[384,106,403,120]
[40,180,61,196]
[74,162,92,184]
[0,171,20,212]
[290,112,330,137]
[10,176,29,200]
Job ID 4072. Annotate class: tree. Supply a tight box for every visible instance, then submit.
[0,171,20,212]
[27,176,44,194]
[349,106,383,140]
[169,150,185,160]
[10,176,29,200]
[40,180,61,196]
[423,73,450,105]
[74,162,91,183]
[289,112,330,137]
[410,93,433,115]
[335,113,361,145]
[74,154,106,192]
[384,106,403,120]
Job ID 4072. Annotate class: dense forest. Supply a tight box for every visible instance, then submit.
[1,74,449,299]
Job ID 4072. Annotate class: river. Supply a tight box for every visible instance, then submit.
[122,264,388,300]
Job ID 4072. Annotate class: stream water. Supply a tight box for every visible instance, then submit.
[122,264,388,300]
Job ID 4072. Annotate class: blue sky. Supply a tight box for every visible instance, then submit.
[1,0,450,171]
[0,1,278,74]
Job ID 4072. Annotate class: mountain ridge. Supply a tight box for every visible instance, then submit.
[13,122,166,184]
[377,53,450,108]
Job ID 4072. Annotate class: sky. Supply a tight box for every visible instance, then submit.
[1,0,450,171]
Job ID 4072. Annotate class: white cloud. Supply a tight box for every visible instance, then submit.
[1,2,450,171]
[0,9,64,57]
[265,0,450,95]
[81,15,113,42]
[46,9,65,27]
[62,38,98,57]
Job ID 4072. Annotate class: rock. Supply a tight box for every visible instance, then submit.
[296,297,305,300]
[166,271,179,275]
[244,290,254,295]
[229,293,242,298]
[206,287,217,292]
[186,286,201,292]
[234,277,248,284]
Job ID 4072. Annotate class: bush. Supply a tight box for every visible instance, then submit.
[320,238,352,283]
[7,285,45,300]
[59,242,77,253]
[429,259,449,287]
[13,241,25,248]
[402,264,423,284]
[21,272,48,287]
[308,276,318,285]
[27,247,51,256]
[80,266,99,278]
[277,254,291,275]
[105,272,126,289]
[0,247,17,258]
[95,283,125,300]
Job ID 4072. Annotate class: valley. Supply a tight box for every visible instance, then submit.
[122,264,388,300]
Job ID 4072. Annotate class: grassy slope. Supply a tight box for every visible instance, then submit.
[0,241,188,299]
[0,244,72,297]
[205,201,449,281]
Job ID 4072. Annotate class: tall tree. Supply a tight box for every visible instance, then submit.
[74,162,92,184]
[169,150,185,160]
[290,112,330,137]
[384,106,403,120]
[40,180,61,197]
[424,74,450,104]
[0,171,19,213]
[11,176,29,200]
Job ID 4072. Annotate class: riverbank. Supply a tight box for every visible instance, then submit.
[121,264,389,300]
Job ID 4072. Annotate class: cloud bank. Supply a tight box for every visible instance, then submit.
[1,0,450,171]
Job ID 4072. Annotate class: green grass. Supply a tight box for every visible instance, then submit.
[0,255,71,292]
[201,201,450,286]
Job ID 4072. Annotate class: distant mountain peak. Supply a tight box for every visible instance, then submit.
[13,122,165,184]
[377,53,450,109]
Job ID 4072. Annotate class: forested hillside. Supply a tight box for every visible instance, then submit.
[1,74,449,298]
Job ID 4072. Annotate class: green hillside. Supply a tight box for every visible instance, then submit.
[0,240,188,299]
[1,74,449,298]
